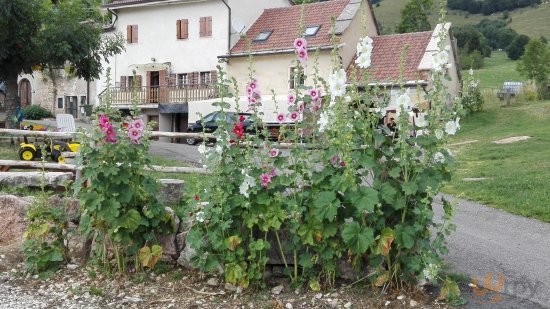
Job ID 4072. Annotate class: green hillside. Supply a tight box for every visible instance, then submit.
[373,0,550,38]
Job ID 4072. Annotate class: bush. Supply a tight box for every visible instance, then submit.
[461,70,484,113]
[459,50,485,70]
[22,105,53,120]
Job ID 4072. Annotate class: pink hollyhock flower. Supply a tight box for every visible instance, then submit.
[128,127,143,144]
[294,37,307,50]
[130,118,145,131]
[298,102,304,113]
[296,47,308,64]
[248,96,258,105]
[309,88,320,101]
[248,80,258,90]
[288,111,299,121]
[276,113,285,123]
[98,114,109,127]
[260,173,272,187]
[330,156,339,166]
[269,168,277,177]
[288,93,296,105]
[269,148,279,158]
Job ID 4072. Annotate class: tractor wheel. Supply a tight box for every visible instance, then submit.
[52,151,65,164]
[19,147,36,161]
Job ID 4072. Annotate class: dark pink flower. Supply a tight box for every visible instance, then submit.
[288,111,299,121]
[130,118,144,131]
[276,113,285,123]
[128,127,143,144]
[260,173,272,187]
[297,47,308,64]
[294,38,307,50]
[330,156,339,166]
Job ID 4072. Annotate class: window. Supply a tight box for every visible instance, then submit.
[254,30,272,42]
[200,71,211,85]
[199,16,212,37]
[80,96,87,105]
[177,73,188,87]
[304,25,320,37]
[176,19,189,39]
[126,25,138,43]
[57,97,63,109]
[289,67,305,89]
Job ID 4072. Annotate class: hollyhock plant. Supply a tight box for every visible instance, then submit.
[130,118,145,130]
[276,113,286,123]
[232,122,245,140]
[296,47,308,65]
[294,37,307,50]
[288,93,296,105]
[128,127,143,144]
[288,111,300,122]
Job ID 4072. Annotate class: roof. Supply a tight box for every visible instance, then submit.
[349,31,433,83]
[103,0,183,9]
[230,0,352,55]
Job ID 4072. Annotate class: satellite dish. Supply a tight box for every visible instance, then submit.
[231,19,245,33]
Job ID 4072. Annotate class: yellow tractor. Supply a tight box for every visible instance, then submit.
[19,136,80,164]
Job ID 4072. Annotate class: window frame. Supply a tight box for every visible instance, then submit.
[289,67,306,90]
[303,25,321,37]
[253,30,273,42]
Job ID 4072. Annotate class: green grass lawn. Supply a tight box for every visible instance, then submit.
[373,0,548,38]
[465,51,525,88]
[444,99,550,222]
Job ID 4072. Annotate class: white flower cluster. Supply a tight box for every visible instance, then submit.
[317,109,334,133]
[432,47,450,72]
[444,117,460,135]
[328,69,347,102]
[239,169,256,198]
[423,263,440,282]
[355,36,373,69]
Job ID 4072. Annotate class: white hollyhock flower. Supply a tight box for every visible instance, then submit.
[355,52,372,69]
[330,81,347,99]
[413,112,428,128]
[434,152,445,163]
[215,145,223,154]
[445,120,458,135]
[469,68,474,76]
[396,94,411,109]
[195,211,205,223]
[423,263,439,281]
[361,36,373,47]
[197,144,207,154]
[432,50,449,72]
[318,110,332,133]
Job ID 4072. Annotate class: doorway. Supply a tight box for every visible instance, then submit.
[65,96,78,118]
[148,71,160,103]
[19,79,32,107]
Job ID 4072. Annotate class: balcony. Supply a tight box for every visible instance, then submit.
[105,84,219,105]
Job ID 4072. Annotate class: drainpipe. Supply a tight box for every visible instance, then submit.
[220,0,231,55]
[103,8,119,31]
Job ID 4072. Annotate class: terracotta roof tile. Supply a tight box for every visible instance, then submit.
[231,0,350,54]
[103,0,168,8]
[349,31,432,83]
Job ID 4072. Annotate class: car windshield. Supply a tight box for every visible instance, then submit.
[201,112,217,123]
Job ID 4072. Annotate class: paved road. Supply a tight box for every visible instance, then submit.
[434,194,550,308]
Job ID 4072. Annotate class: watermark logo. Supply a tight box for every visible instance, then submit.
[471,272,505,304]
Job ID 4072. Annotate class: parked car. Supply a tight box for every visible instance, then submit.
[186,111,255,145]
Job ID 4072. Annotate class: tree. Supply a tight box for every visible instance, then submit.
[396,0,434,33]
[518,39,550,99]
[505,34,530,60]
[0,0,124,128]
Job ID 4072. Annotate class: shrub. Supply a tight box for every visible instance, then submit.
[461,69,485,113]
[22,105,53,120]
[459,50,484,70]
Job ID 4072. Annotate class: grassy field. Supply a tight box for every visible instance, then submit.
[445,99,550,222]
[465,51,525,88]
[373,0,549,38]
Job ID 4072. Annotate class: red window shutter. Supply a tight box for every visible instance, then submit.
[207,16,212,36]
[126,25,132,43]
[199,17,205,37]
[176,20,181,39]
[182,19,188,39]
[132,25,138,43]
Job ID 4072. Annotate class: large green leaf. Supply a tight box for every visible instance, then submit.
[341,222,374,254]
[395,225,416,249]
[351,187,379,214]
[313,191,338,222]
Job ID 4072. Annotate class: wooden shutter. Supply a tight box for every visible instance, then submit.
[132,25,138,43]
[181,19,188,39]
[199,17,205,37]
[126,25,132,43]
[206,16,212,37]
[210,70,217,84]
[176,20,181,39]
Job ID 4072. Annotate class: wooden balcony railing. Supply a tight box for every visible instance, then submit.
[105,84,219,105]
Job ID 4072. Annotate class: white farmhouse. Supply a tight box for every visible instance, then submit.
[98,0,292,140]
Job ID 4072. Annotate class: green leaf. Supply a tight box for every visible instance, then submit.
[314,191,338,222]
[341,222,374,254]
[120,209,142,232]
[352,187,379,213]
[379,183,397,203]
[395,225,415,249]
[402,181,418,195]
[375,228,394,256]
[308,278,321,291]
